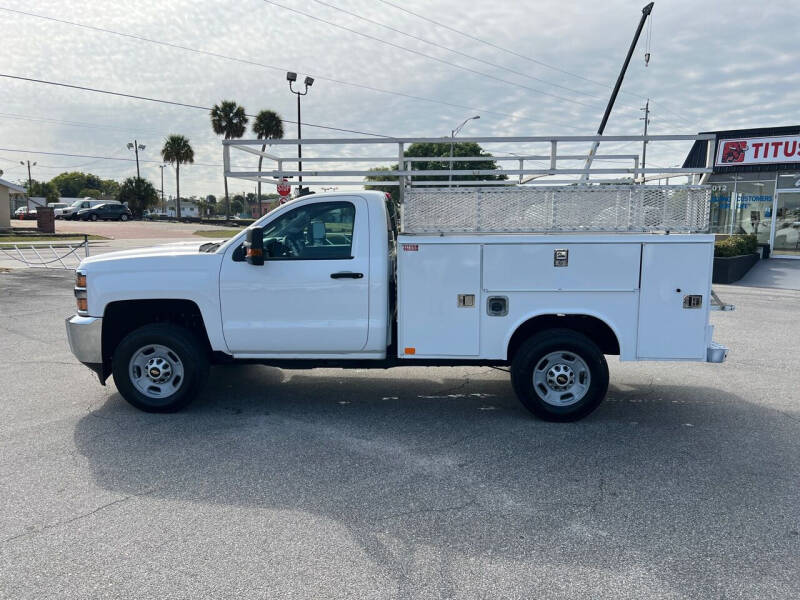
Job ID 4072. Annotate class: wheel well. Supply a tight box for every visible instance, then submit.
[507,314,620,360]
[102,299,212,366]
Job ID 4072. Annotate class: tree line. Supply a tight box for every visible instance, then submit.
[24,101,284,219]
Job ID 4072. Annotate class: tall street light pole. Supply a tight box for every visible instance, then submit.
[449,115,480,188]
[20,160,36,208]
[127,140,146,178]
[287,72,314,196]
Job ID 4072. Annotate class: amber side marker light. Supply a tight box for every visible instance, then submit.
[404,347,416,355]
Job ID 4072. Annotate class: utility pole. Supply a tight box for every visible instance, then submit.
[127,140,145,178]
[159,164,166,213]
[582,2,654,181]
[640,99,650,182]
[19,160,36,209]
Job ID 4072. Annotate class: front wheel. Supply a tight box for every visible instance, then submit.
[511,329,609,422]
[112,324,209,412]
[120,213,129,221]
[90,214,98,221]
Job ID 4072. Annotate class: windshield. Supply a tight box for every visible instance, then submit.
[70,200,83,208]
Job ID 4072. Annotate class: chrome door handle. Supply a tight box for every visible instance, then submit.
[330,272,363,279]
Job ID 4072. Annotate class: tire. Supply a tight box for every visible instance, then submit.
[511,329,609,422]
[90,214,98,221]
[112,324,209,413]
[120,214,129,221]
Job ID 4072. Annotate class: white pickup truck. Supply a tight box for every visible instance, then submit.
[66,186,729,421]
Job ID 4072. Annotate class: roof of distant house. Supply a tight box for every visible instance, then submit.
[0,178,26,193]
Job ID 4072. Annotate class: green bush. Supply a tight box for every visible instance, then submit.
[714,234,758,257]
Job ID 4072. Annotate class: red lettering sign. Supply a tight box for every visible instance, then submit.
[716,134,800,166]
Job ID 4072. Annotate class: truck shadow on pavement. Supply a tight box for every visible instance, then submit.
[74,365,800,596]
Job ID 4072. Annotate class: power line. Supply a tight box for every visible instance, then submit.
[0,5,585,132]
[308,0,601,101]
[260,0,598,109]
[0,110,163,134]
[0,147,223,167]
[375,0,699,129]
[0,73,390,137]
[373,0,635,94]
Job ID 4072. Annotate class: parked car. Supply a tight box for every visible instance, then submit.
[14,206,37,220]
[62,198,121,220]
[48,202,70,219]
[77,203,132,222]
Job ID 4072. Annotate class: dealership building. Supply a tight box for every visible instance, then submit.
[684,125,800,257]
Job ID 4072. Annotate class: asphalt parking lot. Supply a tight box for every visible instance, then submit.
[1,269,798,599]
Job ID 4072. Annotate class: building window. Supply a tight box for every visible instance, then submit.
[708,175,775,243]
[732,181,775,244]
[710,182,733,234]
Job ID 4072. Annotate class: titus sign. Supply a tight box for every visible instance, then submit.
[716,134,800,166]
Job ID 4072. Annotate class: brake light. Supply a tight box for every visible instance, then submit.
[76,272,86,288]
[76,297,88,312]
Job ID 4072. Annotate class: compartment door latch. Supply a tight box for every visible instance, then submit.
[554,248,569,267]
[683,294,703,309]
[457,294,475,307]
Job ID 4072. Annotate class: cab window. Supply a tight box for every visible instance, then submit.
[262,201,355,260]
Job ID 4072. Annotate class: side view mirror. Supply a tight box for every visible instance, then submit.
[244,227,264,265]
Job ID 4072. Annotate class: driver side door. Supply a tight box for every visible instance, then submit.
[219,196,370,355]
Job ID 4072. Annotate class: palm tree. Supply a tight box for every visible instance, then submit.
[160,135,194,219]
[210,100,248,219]
[252,109,284,217]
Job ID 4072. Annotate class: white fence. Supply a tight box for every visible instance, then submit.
[0,236,89,270]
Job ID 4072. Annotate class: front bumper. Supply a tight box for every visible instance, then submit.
[65,315,103,364]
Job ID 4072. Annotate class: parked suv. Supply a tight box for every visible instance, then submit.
[62,198,121,220]
[78,203,132,221]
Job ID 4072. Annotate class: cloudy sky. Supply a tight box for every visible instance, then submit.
[1,0,798,197]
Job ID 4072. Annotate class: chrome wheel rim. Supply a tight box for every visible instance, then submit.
[129,344,184,399]
[532,351,591,407]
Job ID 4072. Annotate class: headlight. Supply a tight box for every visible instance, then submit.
[75,271,87,314]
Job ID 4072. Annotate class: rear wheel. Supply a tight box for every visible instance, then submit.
[112,324,208,412]
[511,329,609,422]
[90,214,98,221]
